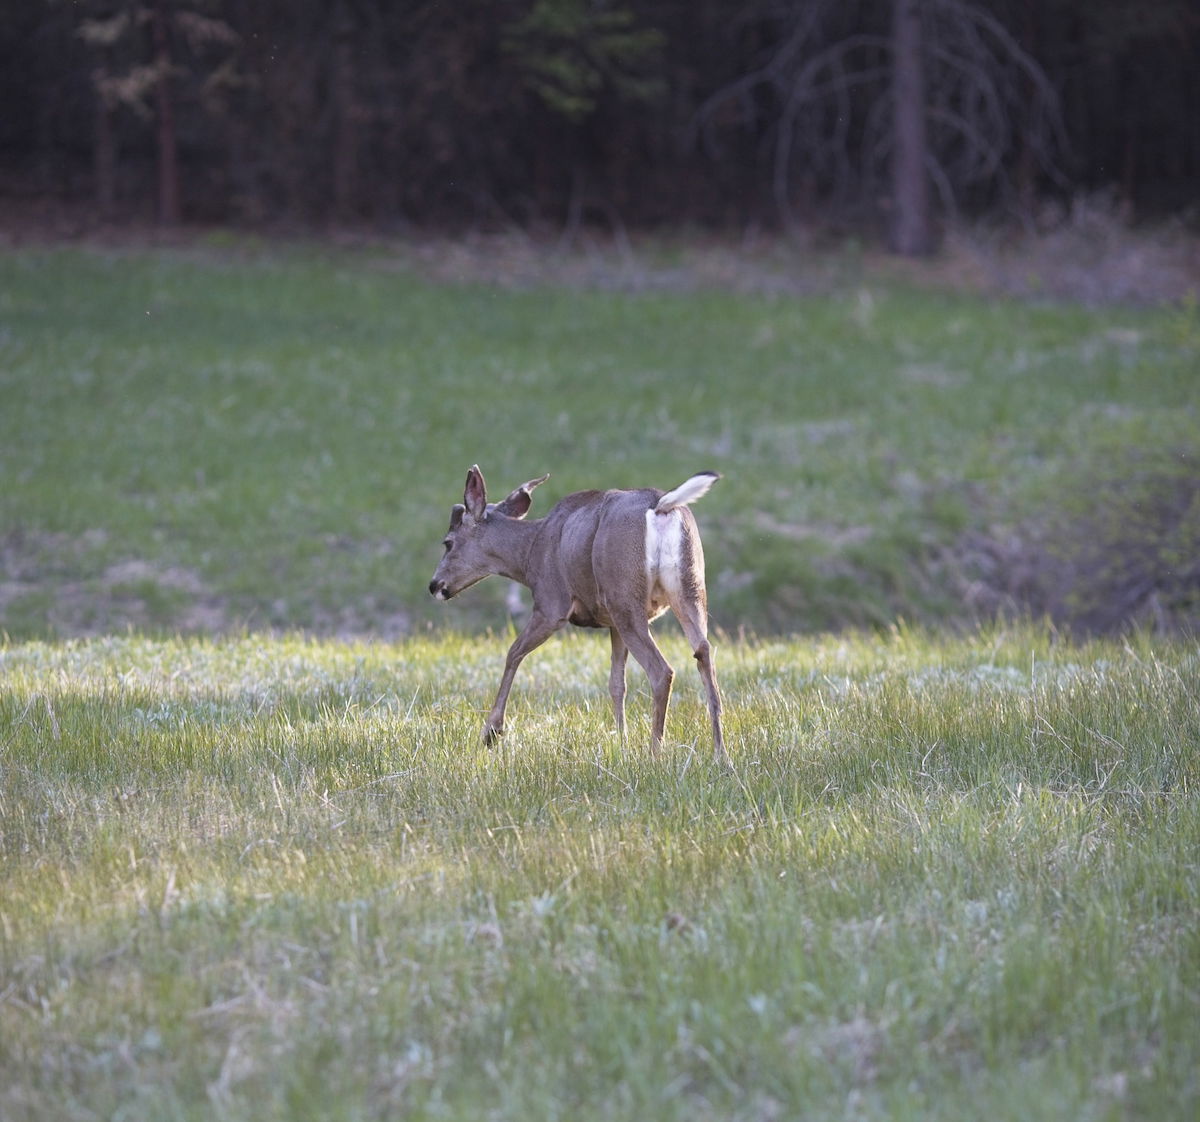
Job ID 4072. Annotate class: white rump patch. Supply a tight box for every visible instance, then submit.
[645,508,685,612]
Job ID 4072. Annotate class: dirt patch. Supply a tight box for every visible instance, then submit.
[0,530,415,640]
[753,511,873,549]
[383,215,1200,305]
[941,447,1200,634]
[3,199,1197,306]
[0,533,229,636]
[929,203,1200,306]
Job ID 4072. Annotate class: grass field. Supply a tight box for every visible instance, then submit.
[1,241,1198,1119]
[1,242,1196,636]
[1,626,1197,1120]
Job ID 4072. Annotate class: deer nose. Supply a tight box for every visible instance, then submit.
[429,579,451,600]
[428,579,441,596]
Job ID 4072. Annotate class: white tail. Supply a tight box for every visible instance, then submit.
[656,471,720,512]
[429,465,728,764]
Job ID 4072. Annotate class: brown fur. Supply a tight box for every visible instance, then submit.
[429,466,727,763]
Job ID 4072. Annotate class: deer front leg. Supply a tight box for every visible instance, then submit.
[483,611,563,744]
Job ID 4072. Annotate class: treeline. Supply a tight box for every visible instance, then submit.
[3,1,1197,240]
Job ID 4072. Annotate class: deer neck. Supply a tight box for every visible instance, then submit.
[487,514,543,587]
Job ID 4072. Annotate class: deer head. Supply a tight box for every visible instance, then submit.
[428,465,549,601]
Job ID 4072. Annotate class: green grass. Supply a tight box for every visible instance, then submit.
[1,242,1197,1117]
[2,626,1198,1121]
[1,244,1196,636]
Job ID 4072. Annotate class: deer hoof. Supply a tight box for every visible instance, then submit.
[482,723,504,746]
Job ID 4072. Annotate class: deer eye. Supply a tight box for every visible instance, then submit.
[442,540,453,554]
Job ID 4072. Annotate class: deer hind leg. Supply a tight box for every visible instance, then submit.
[671,594,729,766]
[608,628,629,741]
[610,612,674,753]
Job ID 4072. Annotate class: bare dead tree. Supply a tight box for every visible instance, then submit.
[694,2,888,227]
[695,0,1067,238]
[919,0,1069,213]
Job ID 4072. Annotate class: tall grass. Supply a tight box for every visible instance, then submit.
[2,626,1196,1120]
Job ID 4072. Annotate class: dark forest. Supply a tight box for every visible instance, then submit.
[3,1,1197,246]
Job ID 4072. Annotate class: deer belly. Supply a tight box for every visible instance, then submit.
[569,597,609,629]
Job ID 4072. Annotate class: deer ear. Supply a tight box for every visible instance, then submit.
[463,465,487,520]
[448,504,466,530]
[495,473,550,519]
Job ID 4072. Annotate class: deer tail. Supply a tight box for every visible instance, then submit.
[656,471,721,512]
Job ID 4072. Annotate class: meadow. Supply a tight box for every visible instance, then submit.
[1,628,1197,1120]
[0,240,1198,1119]
[1,241,1196,636]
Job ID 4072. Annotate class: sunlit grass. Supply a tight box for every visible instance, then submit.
[2,626,1196,1120]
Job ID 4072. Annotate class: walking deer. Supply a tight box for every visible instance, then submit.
[429,465,728,763]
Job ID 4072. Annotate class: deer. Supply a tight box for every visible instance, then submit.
[429,465,728,764]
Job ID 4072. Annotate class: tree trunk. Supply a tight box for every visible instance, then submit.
[890,0,932,256]
[331,2,359,223]
[152,1,181,225]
